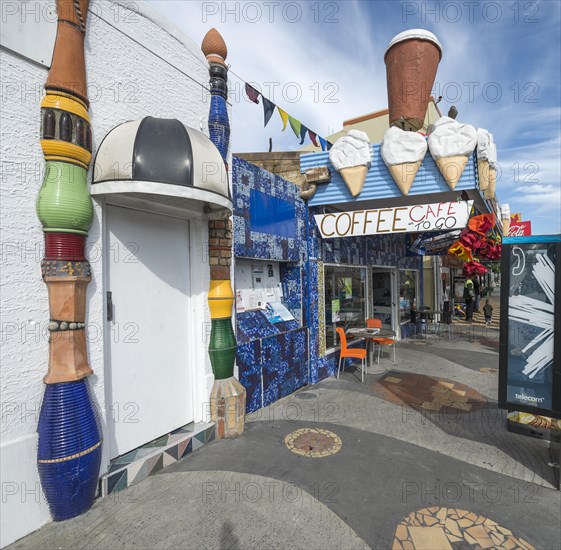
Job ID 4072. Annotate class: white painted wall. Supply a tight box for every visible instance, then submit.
[0,0,227,545]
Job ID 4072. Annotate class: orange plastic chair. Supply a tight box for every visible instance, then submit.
[367,318,396,364]
[336,327,367,382]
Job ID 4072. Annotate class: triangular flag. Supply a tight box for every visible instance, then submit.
[319,136,328,151]
[289,116,301,138]
[245,83,260,104]
[308,130,319,147]
[327,141,333,150]
[263,98,275,127]
[277,107,289,131]
[299,125,308,145]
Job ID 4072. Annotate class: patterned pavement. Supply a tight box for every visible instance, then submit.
[9,329,561,550]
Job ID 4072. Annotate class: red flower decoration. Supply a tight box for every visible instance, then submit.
[468,213,496,236]
[464,261,488,275]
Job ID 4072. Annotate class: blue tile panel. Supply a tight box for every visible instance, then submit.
[301,144,479,207]
[232,157,307,261]
[236,310,280,344]
[236,340,262,414]
[236,328,309,413]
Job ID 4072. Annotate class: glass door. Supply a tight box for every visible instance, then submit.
[371,267,397,333]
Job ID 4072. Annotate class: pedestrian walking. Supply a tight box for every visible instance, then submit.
[473,277,481,312]
[483,299,493,326]
[463,278,475,322]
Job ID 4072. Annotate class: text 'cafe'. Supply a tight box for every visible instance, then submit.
[315,201,473,238]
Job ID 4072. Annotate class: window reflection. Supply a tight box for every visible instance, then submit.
[399,269,417,323]
[324,266,366,349]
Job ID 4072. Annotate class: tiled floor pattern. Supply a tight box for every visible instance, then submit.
[372,372,488,414]
[392,507,536,550]
[284,428,342,458]
[100,422,215,497]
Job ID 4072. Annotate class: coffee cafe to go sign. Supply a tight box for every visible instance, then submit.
[314,201,474,238]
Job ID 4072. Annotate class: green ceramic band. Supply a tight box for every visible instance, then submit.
[36,161,93,234]
[209,317,237,379]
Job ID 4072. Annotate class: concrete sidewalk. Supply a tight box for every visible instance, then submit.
[9,331,561,550]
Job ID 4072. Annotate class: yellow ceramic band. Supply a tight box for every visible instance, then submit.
[37,440,102,464]
[42,93,90,122]
[41,140,92,166]
[42,155,89,170]
[208,280,234,319]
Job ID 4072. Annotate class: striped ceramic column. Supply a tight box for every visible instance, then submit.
[35,0,102,520]
[202,29,246,438]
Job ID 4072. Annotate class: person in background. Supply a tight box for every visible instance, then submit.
[473,277,481,313]
[483,299,493,326]
[463,278,475,322]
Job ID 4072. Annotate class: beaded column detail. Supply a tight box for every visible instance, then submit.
[36,0,102,520]
[202,29,245,438]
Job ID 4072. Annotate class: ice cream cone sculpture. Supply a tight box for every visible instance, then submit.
[501,203,511,235]
[381,127,427,195]
[476,128,497,192]
[329,130,372,197]
[428,116,477,190]
[385,29,442,131]
[484,166,497,199]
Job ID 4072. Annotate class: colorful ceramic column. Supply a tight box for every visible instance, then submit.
[36,0,102,520]
[202,29,246,438]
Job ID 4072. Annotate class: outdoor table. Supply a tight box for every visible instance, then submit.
[346,327,397,374]
[417,309,445,337]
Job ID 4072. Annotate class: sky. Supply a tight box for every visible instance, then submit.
[146,0,561,235]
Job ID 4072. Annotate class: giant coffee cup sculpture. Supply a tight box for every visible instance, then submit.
[385,29,442,132]
[381,30,441,195]
[36,0,102,520]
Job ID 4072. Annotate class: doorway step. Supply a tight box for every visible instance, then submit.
[99,422,215,498]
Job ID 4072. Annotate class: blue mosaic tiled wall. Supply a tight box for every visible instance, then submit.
[232,157,306,261]
[232,156,423,400]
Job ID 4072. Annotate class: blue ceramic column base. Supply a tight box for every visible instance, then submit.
[37,379,102,521]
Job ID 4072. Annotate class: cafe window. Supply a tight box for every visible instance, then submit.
[399,269,418,324]
[324,265,367,349]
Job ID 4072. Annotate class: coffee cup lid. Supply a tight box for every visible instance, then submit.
[385,29,442,60]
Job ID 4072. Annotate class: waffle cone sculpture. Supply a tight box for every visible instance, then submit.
[381,126,427,195]
[36,0,102,521]
[329,130,372,197]
[428,117,478,190]
[202,29,246,438]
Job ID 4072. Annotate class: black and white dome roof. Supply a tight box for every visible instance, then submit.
[93,117,230,211]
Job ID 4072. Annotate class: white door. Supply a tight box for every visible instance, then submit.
[106,205,193,458]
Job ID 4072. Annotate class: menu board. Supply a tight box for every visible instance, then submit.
[499,239,561,418]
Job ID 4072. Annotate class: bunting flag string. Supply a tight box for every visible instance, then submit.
[308,130,319,148]
[299,125,308,145]
[263,97,275,127]
[288,115,301,139]
[245,83,260,104]
[240,76,332,149]
[277,107,289,131]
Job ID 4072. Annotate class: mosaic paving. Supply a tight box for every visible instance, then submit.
[372,372,488,413]
[100,422,215,496]
[392,507,536,550]
[284,428,342,458]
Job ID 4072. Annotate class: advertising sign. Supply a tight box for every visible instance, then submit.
[499,237,561,418]
[508,220,532,236]
[314,201,473,238]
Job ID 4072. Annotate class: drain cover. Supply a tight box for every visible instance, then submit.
[295,392,317,399]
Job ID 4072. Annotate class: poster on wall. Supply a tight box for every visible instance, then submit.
[499,237,561,418]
